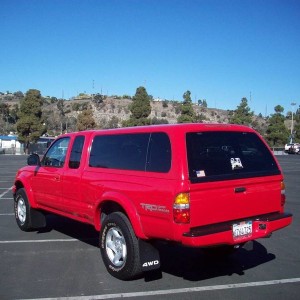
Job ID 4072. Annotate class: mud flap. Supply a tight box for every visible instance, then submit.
[139,240,161,272]
[30,208,46,229]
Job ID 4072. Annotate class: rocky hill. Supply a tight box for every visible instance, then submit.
[0,92,268,134]
[57,97,236,128]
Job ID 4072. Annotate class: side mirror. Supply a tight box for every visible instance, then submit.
[27,153,41,166]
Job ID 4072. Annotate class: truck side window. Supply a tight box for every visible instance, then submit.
[89,133,149,171]
[42,137,70,168]
[146,133,171,173]
[89,133,171,173]
[69,136,85,169]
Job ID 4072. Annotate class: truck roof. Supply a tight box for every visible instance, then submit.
[59,123,255,138]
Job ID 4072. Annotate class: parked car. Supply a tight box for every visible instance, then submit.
[13,124,293,280]
[285,143,293,152]
[285,143,300,154]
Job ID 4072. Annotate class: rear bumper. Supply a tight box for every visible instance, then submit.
[182,212,292,247]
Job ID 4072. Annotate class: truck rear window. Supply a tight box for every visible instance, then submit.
[186,131,280,183]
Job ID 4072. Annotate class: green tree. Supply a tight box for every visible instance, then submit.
[177,90,196,123]
[124,86,151,126]
[292,106,300,142]
[50,97,58,103]
[107,116,120,129]
[57,99,68,133]
[93,93,104,105]
[229,97,253,125]
[76,109,96,131]
[198,99,208,108]
[16,89,46,152]
[57,99,65,116]
[266,105,289,146]
[0,103,19,133]
[13,91,24,98]
[9,103,19,125]
[0,103,10,134]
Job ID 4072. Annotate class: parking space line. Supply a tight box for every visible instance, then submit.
[0,186,12,198]
[17,277,300,300]
[0,238,79,244]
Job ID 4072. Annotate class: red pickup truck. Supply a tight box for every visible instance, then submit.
[13,124,292,280]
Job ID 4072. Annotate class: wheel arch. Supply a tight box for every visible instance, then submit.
[14,179,38,208]
[94,192,147,240]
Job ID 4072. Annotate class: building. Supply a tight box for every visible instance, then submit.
[0,135,22,154]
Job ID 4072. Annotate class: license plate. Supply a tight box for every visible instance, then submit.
[232,221,252,240]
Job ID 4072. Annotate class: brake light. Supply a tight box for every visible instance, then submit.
[173,193,190,223]
[281,181,286,206]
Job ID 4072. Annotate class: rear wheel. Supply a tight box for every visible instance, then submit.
[100,212,142,280]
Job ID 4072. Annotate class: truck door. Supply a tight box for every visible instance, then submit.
[61,135,90,218]
[30,137,70,211]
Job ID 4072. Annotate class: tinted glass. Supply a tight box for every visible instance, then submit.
[89,132,171,173]
[69,136,85,169]
[42,137,70,168]
[89,133,149,171]
[146,133,171,172]
[186,131,280,182]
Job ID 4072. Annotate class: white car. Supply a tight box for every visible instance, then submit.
[285,143,300,154]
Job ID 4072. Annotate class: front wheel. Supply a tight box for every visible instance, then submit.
[14,188,33,231]
[99,212,142,280]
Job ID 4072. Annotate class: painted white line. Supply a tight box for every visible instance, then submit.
[17,278,300,300]
[0,238,79,244]
[0,186,13,198]
[0,198,13,200]
[0,213,14,216]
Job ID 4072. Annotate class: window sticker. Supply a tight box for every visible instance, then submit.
[196,170,206,177]
[230,158,243,170]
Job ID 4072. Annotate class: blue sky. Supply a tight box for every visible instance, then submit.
[1,0,299,115]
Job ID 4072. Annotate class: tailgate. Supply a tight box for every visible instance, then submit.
[189,175,282,227]
[185,130,283,228]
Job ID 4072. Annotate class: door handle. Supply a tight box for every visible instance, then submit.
[234,187,246,193]
[53,175,60,182]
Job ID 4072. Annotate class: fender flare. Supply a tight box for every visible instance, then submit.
[14,177,38,208]
[95,191,148,240]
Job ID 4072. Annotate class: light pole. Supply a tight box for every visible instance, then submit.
[290,102,296,143]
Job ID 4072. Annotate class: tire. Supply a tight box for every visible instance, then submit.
[14,188,33,231]
[99,212,142,280]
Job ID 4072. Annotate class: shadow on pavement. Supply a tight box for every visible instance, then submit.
[153,240,275,281]
[37,214,99,247]
[36,214,275,282]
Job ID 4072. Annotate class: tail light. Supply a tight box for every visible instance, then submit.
[173,193,190,223]
[281,181,286,206]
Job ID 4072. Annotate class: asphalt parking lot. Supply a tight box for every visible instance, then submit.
[0,154,300,300]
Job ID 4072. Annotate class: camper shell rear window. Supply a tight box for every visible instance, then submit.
[186,131,280,183]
